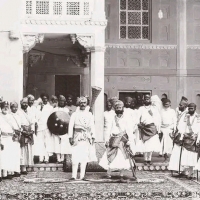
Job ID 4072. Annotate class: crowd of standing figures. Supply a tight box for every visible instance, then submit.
[0,92,200,182]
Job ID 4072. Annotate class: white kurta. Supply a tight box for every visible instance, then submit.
[9,112,21,173]
[160,108,177,154]
[35,103,54,156]
[104,110,115,142]
[0,113,15,172]
[68,110,96,164]
[169,112,199,171]
[52,107,71,155]
[99,114,136,171]
[137,106,161,153]
[18,109,34,166]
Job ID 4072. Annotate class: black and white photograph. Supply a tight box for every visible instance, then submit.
[0,0,200,199]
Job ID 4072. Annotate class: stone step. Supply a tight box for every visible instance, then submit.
[27,162,169,172]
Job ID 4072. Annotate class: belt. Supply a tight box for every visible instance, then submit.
[1,132,14,136]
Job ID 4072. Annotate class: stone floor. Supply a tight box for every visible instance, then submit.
[1,171,200,199]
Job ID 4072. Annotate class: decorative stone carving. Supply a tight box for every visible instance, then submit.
[141,76,151,83]
[20,19,107,27]
[75,35,94,52]
[9,31,20,40]
[69,34,76,44]
[106,44,177,49]
[29,52,45,67]
[128,58,140,67]
[22,34,44,53]
[187,45,200,49]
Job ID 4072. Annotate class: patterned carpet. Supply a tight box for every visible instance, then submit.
[1,171,200,199]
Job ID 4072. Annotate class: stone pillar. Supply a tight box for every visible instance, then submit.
[176,0,187,103]
[90,46,105,142]
[81,67,90,96]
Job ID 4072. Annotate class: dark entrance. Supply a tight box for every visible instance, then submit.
[55,75,80,103]
[119,90,152,102]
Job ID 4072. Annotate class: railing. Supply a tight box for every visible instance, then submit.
[23,0,94,19]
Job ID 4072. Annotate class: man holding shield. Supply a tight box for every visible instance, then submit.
[68,96,96,180]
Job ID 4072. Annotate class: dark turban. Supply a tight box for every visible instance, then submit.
[1,101,9,109]
[188,103,196,108]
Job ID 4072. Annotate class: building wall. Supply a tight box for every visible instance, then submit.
[104,0,179,108]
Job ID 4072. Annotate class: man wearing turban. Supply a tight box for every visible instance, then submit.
[52,95,71,163]
[99,100,137,180]
[137,94,161,165]
[18,97,35,174]
[0,101,16,179]
[68,96,96,180]
[65,94,77,116]
[35,93,54,163]
[9,101,22,177]
[169,103,200,179]
[159,99,177,161]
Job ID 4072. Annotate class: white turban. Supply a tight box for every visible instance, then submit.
[114,100,124,108]
[20,97,28,104]
[27,94,35,100]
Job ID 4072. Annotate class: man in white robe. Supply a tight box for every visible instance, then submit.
[0,101,15,179]
[27,95,38,158]
[169,103,199,179]
[104,99,115,141]
[35,93,54,163]
[138,94,161,165]
[160,99,177,161]
[52,95,71,163]
[18,97,35,174]
[68,96,96,180]
[99,100,136,180]
[9,102,21,176]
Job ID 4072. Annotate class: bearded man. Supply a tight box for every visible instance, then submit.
[99,100,136,180]
[160,99,177,161]
[18,97,35,174]
[68,97,96,180]
[138,94,161,165]
[35,93,54,163]
[176,97,188,121]
[53,95,71,163]
[0,101,15,179]
[66,94,77,116]
[169,103,199,179]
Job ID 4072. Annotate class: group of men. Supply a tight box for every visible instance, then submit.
[102,94,200,180]
[0,94,96,181]
[1,91,200,182]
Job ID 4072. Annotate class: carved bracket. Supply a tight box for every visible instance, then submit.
[70,53,90,68]
[22,34,44,53]
[28,52,45,67]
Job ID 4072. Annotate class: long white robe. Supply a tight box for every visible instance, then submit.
[68,109,96,164]
[35,103,54,156]
[0,113,15,172]
[160,108,177,155]
[52,107,71,155]
[18,109,34,166]
[9,112,21,173]
[99,114,136,170]
[104,110,115,142]
[137,106,161,153]
[169,112,199,171]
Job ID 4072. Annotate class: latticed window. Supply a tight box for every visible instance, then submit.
[119,0,149,40]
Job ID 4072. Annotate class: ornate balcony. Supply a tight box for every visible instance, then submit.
[23,0,94,20]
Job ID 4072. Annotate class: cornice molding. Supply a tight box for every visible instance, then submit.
[90,46,106,52]
[20,19,107,26]
[187,45,200,49]
[106,44,177,49]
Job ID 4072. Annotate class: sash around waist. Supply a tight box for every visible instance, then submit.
[1,132,14,137]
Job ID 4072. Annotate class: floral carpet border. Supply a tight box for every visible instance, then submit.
[0,191,195,200]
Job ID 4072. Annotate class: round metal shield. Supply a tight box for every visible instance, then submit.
[47,111,70,135]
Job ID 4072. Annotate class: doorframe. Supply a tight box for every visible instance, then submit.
[117,90,152,98]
